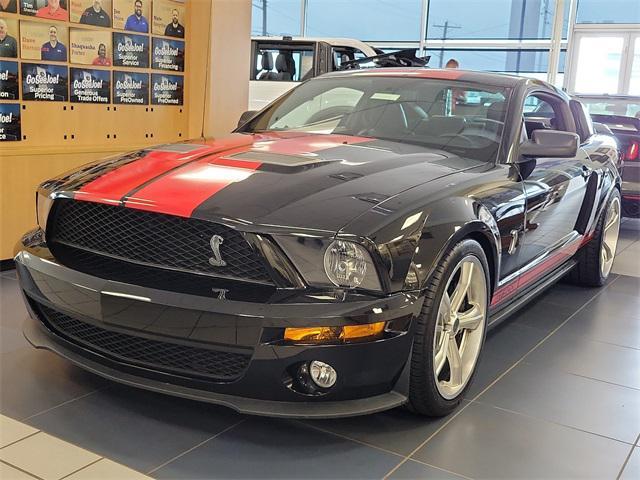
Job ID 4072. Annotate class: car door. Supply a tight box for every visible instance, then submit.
[518,91,590,268]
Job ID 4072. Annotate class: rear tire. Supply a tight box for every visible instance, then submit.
[407,239,489,417]
[568,189,621,287]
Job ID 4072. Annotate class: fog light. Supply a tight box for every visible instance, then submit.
[309,361,337,388]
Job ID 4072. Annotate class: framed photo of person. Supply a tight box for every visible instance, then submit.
[152,0,184,38]
[70,0,112,27]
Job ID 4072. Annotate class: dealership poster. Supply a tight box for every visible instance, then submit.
[0,103,21,141]
[69,0,112,26]
[0,60,19,100]
[151,37,184,72]
[112,32,148,68]
[70,28,111,65]
[152,0,185,38]
[21,62,68,101]
[70,67,110,103]
[151,72,182,105]
[20,0,68,19]
[113,70,148,104]
[20,20,69,61]
[112,0,150,32]
[0,17,19,58]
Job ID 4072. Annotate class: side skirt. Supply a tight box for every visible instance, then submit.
[487,259,577,329]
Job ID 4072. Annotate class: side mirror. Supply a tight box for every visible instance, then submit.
[519,129,579,161]
[237,110,258,128]
[593,122,613,135]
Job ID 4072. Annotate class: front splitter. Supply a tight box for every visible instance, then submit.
[23,316,408,419]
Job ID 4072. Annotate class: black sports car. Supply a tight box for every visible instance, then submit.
[16,69,621,418]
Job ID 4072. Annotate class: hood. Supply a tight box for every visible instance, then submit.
[56,132,480,233]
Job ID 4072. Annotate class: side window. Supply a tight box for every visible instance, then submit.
[252,44,314,82]
[523,93,573,140]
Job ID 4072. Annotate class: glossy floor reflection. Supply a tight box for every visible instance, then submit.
[1,218,639,479]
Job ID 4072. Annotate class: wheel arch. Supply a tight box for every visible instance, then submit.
[402,199,501,297]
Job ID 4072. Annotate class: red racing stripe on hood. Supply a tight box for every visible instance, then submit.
[73,137,255,206]
[123,134,373,217]
[124,156,263,217]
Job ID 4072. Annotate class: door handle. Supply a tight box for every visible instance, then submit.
[581,165,592,178]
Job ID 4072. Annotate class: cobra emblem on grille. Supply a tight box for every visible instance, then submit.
[209,235,227,267]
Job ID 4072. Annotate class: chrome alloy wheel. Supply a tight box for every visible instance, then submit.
[600,195,621,278]
[433,255,487,400]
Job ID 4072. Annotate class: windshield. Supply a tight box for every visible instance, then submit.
[243,76,511,163]
[580,97,640,118]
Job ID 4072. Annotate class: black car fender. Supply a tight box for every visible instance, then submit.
[349,195,501,296]
[406,197,501,296]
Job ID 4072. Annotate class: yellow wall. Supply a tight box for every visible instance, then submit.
[0,0,251,260]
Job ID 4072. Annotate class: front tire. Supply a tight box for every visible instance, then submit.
[408,239,489,417]
[569,189,621,287]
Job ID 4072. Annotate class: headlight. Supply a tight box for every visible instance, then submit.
[323,240,381,290]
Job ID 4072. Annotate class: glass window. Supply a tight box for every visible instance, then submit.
[426,0,562,40]
[576,0,640,24]
[244,76,511,163]
[427,49,566,74]
[573,36,624,94]
[305,0,423,41]
[253,45,314,82]
[630,37,640,96]
[251,0,301,36]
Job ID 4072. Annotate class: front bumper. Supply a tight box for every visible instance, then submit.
[15,232,422,418]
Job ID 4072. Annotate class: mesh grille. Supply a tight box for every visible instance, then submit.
[48,199,273,284]
[37,303,252,380]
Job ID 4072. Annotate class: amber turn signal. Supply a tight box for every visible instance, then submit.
[284,322,385,343]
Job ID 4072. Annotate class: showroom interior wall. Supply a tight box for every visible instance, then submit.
[0,0,251,262]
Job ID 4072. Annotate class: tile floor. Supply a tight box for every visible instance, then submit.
[0,218,638,479]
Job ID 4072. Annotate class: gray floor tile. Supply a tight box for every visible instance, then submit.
[412,402,630,479]
[483,321,547,363]
[303,404,456,457]
[0,348,106,419]
[612,249,640,277]
[463,351,516,399]
[477,361,640,443]
[510,297,576,333]
[0,277,28,330]
[525,328,640,389]
[153,417,401,479]
[0,325,30,355]
[621,448,640,480]
[536,281,606,310]
[607,274,640,296]
[558,290,640,349]
[388,460,466,480]
[27,384,243,474]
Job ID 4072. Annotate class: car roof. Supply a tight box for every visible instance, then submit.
[321,67,536,88]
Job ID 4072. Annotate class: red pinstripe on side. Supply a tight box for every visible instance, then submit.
[490,235,586,307]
